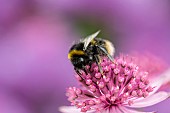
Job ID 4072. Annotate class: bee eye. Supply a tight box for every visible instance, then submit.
[89,56,93,60]
[79,57,84,62]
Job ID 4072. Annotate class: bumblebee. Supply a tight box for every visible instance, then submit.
[68,31,115,75]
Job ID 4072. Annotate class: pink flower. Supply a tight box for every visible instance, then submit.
[60,55,170,113]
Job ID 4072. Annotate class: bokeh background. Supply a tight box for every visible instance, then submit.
[0,0,170,113]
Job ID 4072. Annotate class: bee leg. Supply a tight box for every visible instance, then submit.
[75,68,82,75]
[89,64,92,72]
[82,66,88,75]
[75,68,84,80]
[75,67,87,76]
[96,46,114,62]
[94,55,103,75]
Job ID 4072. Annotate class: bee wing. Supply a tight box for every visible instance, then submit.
[83,30,100,50]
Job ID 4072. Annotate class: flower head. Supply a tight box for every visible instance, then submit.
[60,55,170,113]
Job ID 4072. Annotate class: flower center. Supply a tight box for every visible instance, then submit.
[67,56,154,112]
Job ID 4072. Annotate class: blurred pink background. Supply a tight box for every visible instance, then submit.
[0,0,170,113]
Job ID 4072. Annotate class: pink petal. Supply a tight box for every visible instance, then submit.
[59,106,94,113]
[149,69,170,95]
[115,107,125,113]
[59,106,82,113]
[159,68,170,85]
[99,107,121,113]
[127,91,170,108]
[130,69,170,103]
[120,107,155,113]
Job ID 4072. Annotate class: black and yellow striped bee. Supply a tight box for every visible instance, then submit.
[68,31,115,75]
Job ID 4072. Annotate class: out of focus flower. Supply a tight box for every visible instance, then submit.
[60,54,170,113]
[0,88,33,113]
[0,15,78,113]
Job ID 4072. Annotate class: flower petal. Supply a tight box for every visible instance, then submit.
[59,106,82,113]
[130,69,170,103]
[59,106,94,113]
[127,91,170,108]
[115,109,122,113]
[120,107,155,113]
[149,69,170,95]
[99,107,123,113]
[115,107,126,113]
